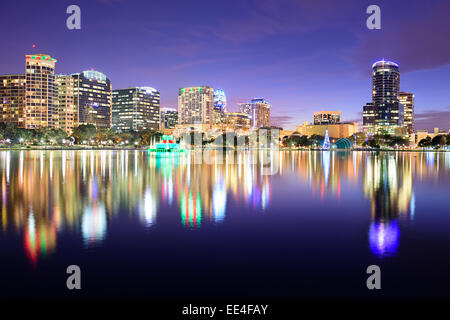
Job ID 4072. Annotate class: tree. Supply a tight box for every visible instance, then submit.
[418,136,432,148]
[48,129,68,144]
[308,134,324,147]
[72,124,97,144]
[351,132,366,146]
[0,122,23,143]
[283,135,298,147]
[431,135,446,148]
[388,136,409,147]
[140,129,162,146]
[284,134,307,147]
[96,128,114,143]
[16,128,33,144]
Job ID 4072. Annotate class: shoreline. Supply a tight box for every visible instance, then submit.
[0,146,448,152]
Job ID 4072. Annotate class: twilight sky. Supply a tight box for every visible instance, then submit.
[0,0,449,130]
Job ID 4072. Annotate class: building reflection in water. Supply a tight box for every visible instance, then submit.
[0,150,449,264]
[363,153,413,257]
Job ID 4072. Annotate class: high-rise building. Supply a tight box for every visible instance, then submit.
[178,86,214,126]
[25,54,58,129]
[313,111,341,125]
[363,60,404,134]
[225,112,250,131]
[362,102,375,128]
[72,70,112,129]
[112,87,160,132]
[0,75,26,127]
[239,98,271,128]
[56,75,76,133]
[213,88,227,125]
[160,107,178,129]
[399,92,414,135]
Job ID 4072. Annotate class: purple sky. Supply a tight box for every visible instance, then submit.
[1,0,449,131]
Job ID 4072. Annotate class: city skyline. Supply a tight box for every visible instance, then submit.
[1,0,450,305]
[0,0,449,131]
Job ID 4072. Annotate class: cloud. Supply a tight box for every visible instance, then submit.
[353,1,450,73]
[202,0,358,43]
[271,115,296,128]
[414,107,450,131]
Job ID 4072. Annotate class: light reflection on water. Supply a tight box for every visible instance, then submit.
[0,150,449,265]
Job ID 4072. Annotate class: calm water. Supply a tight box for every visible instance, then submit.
[0,150,449,299]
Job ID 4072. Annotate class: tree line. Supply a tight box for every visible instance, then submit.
[418,135,450,149]
[0,123,162,146]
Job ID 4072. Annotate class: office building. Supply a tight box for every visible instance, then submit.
[225,112,251,131]
[362,102,375,128]
[112,87,160,132]
[178,86,214,126]
[239,98,271,128]
[399,92,414,135]
[160,107,178,129]
[25,54,58,128]
[72,70,112,129]
[0,75,26,126]
[363,60,404,135]
[213,88,227,125]
[296,121,359,139]
[56,75,76,133]
[313,111,341,125]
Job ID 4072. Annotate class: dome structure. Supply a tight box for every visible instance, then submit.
[332,138,353,149]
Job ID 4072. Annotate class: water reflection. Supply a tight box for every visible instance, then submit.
[0,150,449,264]
[369,220,399,257]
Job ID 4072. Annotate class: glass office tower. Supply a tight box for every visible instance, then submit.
[160,108,178,129]
[112,87,160,132]
[72,70,112,129]
[239,98,271,128]
[363,60,404,134]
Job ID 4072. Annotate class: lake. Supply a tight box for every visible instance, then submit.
[0,150,449,299]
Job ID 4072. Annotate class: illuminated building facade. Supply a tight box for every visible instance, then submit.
[213,88,227,125]
[0,75,26,126]
[25,54,58,129]
[362,102,375,129]
[225,112,251,131]
[160,107,178,129]
[178,86,214,126]
[72,70,112,129]
[112,87,160,132]
[296,121,359,139]
[56,75,76,133]
[363,60,404,135]
[313,111,341,125]
[239,98,271,128]
[399,92,414,136]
